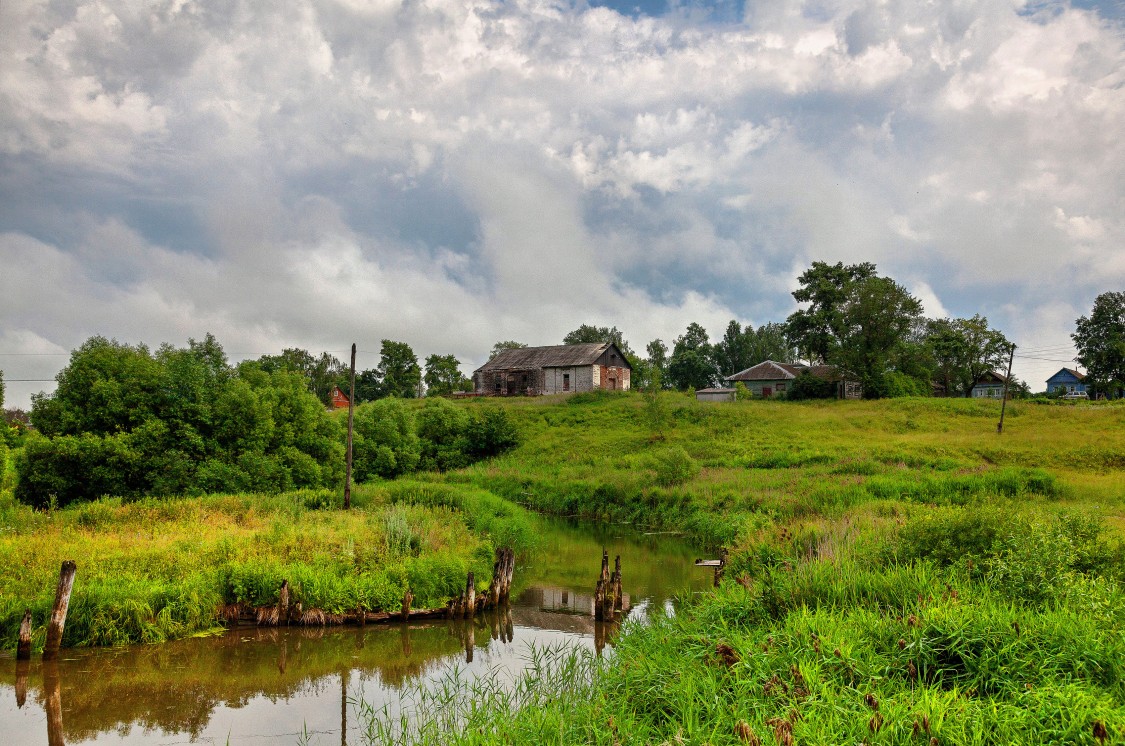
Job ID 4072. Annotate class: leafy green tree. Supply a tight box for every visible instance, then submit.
[785,262,923,398]
[490,341,527,359]
[713,321,795,377]
[667,323,718,390]
[376,340,422,398]
[31,337,166,437]
[833,276,924,398]
[752,322,795,365]
[461,408,520,458]
[785,261,877,364]
[562,324,635,357]
[256,348,346,405]
[353,369,382,403]
[1074,291,1125,399]
[423,354,468,396]
[18,335,344,506]
[926,315,1012,397]
[712,320,754,377]
[645,339,670,390]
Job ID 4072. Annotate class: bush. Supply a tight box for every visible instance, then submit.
[416,398,472,471]
[651,446,700,487]
[461,408,520,459]
[352,398,421,481]
[787,372,836,400]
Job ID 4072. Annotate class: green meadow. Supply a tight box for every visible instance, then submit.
[4,393,1125,744]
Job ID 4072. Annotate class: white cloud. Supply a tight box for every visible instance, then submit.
[1,0,1123,405]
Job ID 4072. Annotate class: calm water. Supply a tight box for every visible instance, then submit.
[0,517,711,745]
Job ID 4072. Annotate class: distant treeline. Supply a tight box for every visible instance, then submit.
[12,335,517,508]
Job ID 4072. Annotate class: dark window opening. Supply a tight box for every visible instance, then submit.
[563,373,570,391]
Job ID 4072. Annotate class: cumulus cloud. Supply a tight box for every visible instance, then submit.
[1,0,1123,404]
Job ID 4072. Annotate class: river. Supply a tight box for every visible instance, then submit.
[0,517,712,745]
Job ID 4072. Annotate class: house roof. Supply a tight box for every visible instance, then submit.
[696,387,737,394]
[474,343,630,373]
[1046,367,1085,383]
[725,360,843,382]
[974,370,1009,385]
[726,360,801,381]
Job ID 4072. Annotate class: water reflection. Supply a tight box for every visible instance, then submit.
[1,518,709,745]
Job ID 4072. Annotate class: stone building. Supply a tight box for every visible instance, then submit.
[472,343,631,396]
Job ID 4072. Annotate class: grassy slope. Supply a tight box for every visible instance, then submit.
[378,394,1125,745]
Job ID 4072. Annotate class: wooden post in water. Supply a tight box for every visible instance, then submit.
[594,578,605,621]
[465,572,476,618]
[344,343,356,509]
[44,561,76,660]
[613,556,623,613]
[714,548,728,588]
[279,580,290,625]
[400,589,413,621]
[17,608,32,661]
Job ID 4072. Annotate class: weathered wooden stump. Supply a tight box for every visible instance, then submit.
[17,608,32,661]
[43,561,76,661]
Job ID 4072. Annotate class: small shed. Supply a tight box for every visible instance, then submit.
[1046,368,1086,396]
[329,385,351,409]
[695,387,737,402]
[971,371,1009,399]
[472,343,631,396]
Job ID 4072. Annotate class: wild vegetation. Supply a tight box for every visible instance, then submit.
[353,392,1125,745]
[3,390,1125,743]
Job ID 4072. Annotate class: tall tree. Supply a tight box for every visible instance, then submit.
[785,261,878,364]
[353,369,382,403]
[562,324,635,357]
[751,322,795,365]
[377,340,422,398]
[1074,291,1125,398]
[712,320,754,377]
[645,339,670,390]
[257,348,345,405]
[785,262,923,398]
[424,354,469,396]
[667,323,718,390]
[833,276,924,397]
[490,341,527,359]
[926,315,1011,397]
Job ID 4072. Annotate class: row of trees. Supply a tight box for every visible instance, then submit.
[14,335,518,507]
[257,341,472,406]
[543,263,1018,398]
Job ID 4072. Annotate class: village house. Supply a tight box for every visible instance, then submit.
[1046,368,1087,396]
[970,371,1009,399]
[724,360,862,399]
[329,385,351,409]
[472,343,631,396]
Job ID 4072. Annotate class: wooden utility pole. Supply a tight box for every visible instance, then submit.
[997,343,1016,435]
[344,343,356,509]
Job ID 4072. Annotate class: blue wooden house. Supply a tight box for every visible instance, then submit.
[1046,368,1087,395]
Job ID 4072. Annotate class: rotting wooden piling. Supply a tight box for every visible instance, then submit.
[465,572,476,619]
[43,561,76,660]
[613,556,623,613]
[17,608,32,661]
[279,580,290,624]
[400,589,413,621]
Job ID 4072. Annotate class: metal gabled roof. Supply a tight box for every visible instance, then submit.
[474,343,630,373]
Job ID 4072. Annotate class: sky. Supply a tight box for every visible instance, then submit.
[1,0,1123,407]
